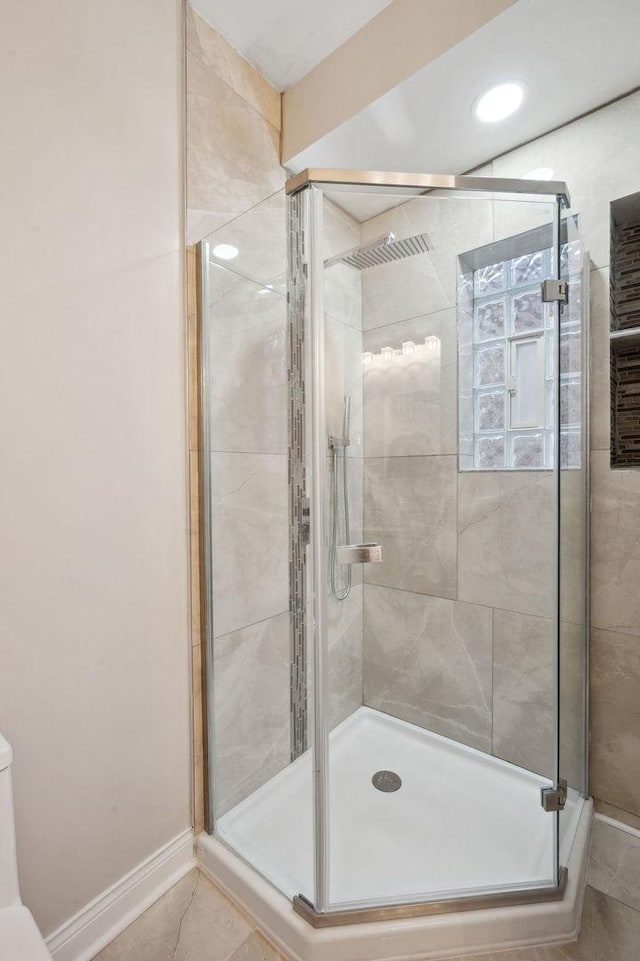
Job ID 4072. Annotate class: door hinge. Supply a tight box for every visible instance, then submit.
[541,278,568,304]
[541,778,568,812]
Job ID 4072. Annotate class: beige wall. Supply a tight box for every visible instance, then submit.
[0,0,191,936]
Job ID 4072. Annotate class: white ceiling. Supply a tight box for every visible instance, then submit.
[189,0,393,90]
[191,0,640,222]
[289,0,640,182]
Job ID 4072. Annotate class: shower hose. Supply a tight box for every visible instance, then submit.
[330,442,351,601]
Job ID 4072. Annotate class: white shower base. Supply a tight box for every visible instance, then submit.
[218,707,577,906]
[199,707,592,961]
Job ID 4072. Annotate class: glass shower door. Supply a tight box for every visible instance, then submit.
[291,177,573,919]
[557,211,589,864]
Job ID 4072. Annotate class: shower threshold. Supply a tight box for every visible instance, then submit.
[198,708,592,961]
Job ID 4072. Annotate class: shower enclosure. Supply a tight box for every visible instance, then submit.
[197,170,590,938]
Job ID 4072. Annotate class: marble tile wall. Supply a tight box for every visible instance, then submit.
[457,471,553,619]
[213,613,290,815]
[364,455,458,598]
[364,585,492,751]
[185,5,287,829]
[360,194,494,328]
[362,309,457,457]
[589,816,640,914]
[186,5,283,244]
[491,88,640,822]
[323,198,365,731]
[202,221,290,818]
[360,194,566,765]
[199,174,365,815]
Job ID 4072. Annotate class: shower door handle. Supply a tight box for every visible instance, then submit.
[336,543,382,565]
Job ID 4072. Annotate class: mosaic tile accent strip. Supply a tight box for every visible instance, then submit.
[287,192,308,759]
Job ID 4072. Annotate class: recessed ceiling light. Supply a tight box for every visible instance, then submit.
[524,167,554,181]
[212,243,239,261]
[474,82,525,123]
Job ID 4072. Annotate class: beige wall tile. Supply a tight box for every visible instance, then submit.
[209,266,287,456]
[211,451,288,637]
[559,467,589,629]
[364,584,492,751]
[493,610,553,777]
[328,583,363,730]
[325,315,364,457]
[361,194,493,329]
[589,817,640,912]
[324,197,363,331]
[213,612,290,815]
[186,5,280,131]
[492,612,584,788]
[323,195,361,259]
[186,53,284,244]
[206,190,286,289]
[363,310,457,457]
[569,885,640,961]
[591,450,640,635]
[594,798,640,832]
[458,471,553,618]
[590,627,640,816]
[559,620,588,792]
[493,90,640,270]
[364,455,458,599]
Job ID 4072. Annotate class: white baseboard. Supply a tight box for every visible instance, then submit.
[46,829,195,961]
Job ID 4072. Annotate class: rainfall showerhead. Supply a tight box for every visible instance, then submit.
[324,232,431,271]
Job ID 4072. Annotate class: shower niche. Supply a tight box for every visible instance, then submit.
[197,171,591,961]
[610,191,640,467]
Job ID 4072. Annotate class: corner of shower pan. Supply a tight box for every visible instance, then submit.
[196,798,592,961]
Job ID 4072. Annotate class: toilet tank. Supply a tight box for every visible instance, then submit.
[0,734,21,908]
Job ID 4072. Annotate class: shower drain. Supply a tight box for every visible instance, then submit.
[372,770,402,792]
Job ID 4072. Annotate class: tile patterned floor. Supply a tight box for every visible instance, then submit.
[93,870,640,961]
[93,870,284,961]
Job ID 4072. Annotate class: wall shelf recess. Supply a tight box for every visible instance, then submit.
[610,191,640,467]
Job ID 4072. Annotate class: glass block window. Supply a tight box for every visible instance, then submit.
[458,241,582,470]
